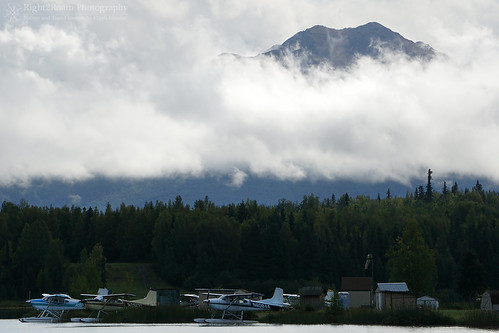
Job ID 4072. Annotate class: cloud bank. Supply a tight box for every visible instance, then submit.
[1,0,499,188]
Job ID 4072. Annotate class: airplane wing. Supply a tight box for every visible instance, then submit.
[201,290,263,298]
[42,293,73,300]
[222,293,263,303]
[81,293,135,300]
[210,292,263,298]
[104,293,135,298]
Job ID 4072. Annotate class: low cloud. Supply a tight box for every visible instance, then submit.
[228,168,248,188]
[1,0,499,188]
[68,194,82,204]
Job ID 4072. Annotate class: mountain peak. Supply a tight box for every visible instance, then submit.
[262,22,435,69]
[360,21,389,29]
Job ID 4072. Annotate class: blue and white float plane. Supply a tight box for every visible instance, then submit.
[20,293,84,323]
[195,287,290,324]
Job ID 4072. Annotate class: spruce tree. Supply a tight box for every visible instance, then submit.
[426,169,433,202]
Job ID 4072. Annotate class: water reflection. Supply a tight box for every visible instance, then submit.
[0,319,485,333]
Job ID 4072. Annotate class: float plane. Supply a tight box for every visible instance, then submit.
[19,293,84,323]
[195,287,289,324]
[74,288,135,322]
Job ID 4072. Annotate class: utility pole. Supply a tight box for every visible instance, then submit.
[365,254,374,306]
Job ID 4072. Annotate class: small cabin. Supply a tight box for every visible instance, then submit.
[300,286,324,310]
[375,282,415,310]
[481,291,499,312]
[341,277,372,308]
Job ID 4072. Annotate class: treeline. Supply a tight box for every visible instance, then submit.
[0,178,498,303]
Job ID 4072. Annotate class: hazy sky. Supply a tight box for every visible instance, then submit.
[1,0,499,188]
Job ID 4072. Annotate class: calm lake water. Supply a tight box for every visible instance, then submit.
[0,320,489,333]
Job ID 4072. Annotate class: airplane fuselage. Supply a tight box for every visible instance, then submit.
[27,294,84,311]
[82,299,128,311]
[205,298,280,312]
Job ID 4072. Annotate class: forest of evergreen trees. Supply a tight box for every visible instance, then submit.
[1,176,498,306]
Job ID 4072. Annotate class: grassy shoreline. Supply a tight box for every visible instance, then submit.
[4,301,499,329]
[5,263,497,327]
[105,306,499,329]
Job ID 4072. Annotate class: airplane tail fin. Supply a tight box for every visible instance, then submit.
[264,287,284,305]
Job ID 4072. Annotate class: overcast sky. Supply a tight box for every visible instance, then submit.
[1,0,499,189]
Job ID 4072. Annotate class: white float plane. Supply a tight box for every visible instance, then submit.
[20,293,84,323]
[196,287,290,324]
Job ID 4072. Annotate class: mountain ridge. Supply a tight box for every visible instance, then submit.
[0,176,487,209]
[261,22,436,68]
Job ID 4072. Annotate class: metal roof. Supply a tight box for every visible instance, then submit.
[376,282,409,292]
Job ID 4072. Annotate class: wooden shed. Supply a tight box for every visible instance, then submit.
[375,282,415,310]
[300,286,324,310]
[341,277,372,308]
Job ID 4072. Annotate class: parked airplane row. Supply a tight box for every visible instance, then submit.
[19,287,290,324]
[20,288,147,323]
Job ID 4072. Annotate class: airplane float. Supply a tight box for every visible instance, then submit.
[19,293,84,323]
[195,287,290,324]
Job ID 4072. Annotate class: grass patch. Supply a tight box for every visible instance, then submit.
[440,309,470,321]
[0,307,32,319]
[337,308,384,325]
[336,308,455,326]
[253,307,459,326]
[0,300,31,319]
[84,304,499,328]
[460,310,499,329]
[379,308,455,326]
[260,309,329,324]
[102,306,211,323]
